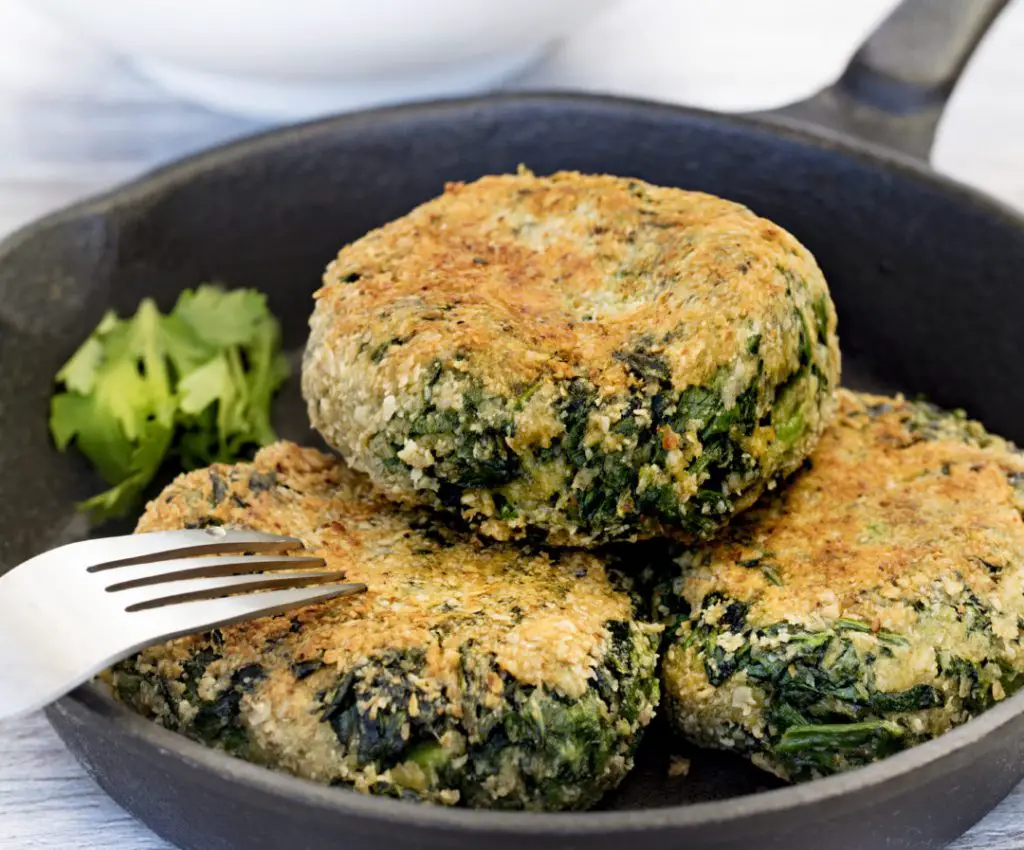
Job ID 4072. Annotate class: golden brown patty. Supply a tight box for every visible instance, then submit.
[110,443,661,810]
[658,390,1024,780]
[303,169,840,546]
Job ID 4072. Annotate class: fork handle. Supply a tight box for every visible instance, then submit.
[0,591,119,719]
[0,630,92,719]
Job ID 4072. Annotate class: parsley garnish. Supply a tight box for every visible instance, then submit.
[49,285,288,521]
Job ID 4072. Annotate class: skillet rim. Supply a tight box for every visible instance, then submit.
[13,89,1024,833]
[3,91,1022,253]
[51,679,1024,833]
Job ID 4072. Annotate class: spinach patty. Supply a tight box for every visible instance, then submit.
[111,443,661,810]
[303,169,840,546]
[659,390,1024,781]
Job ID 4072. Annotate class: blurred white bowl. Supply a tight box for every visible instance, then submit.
[33,0,618,120]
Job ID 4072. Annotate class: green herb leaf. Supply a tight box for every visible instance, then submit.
[835,617,872,633]
[774,719,905,756]
[55,332,106,394]
[172,287,276,347]
[49,284,288,522]
[178,353,235,417]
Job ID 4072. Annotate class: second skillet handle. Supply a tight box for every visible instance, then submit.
[756,0,1011,162]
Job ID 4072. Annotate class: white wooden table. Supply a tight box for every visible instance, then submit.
[3,1,1024,847]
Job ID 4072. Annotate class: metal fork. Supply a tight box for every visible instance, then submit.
[0,526,366,720]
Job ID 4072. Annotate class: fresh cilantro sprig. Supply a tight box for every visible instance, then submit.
[49,285,289,522]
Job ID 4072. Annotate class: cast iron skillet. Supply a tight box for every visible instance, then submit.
[0,0,1020,847]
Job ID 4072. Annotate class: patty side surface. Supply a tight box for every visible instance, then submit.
[111,443,661,810]
[658,390,1024,781]
[303,170,840,546]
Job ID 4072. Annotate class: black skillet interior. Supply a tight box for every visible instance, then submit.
[3,0,1024,848]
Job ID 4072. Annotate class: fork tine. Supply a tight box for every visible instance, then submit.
[0,579,362,721]
[136,583,367,642]
[37,528,303,574]
[119,571,353,611]
[102,554,326,590]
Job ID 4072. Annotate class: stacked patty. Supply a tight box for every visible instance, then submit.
[658,390,1024,780]
[303,170,840,545]
[113,169,1024,804]
[113,443,661,810]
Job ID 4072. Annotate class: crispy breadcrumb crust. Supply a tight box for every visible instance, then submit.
[659,390,1024,780]
[303,170,839,545]
[112,443,661,810]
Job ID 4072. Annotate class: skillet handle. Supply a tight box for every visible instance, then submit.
[753,0,1011,162]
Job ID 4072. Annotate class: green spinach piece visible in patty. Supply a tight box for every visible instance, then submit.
[674,595,993,780]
